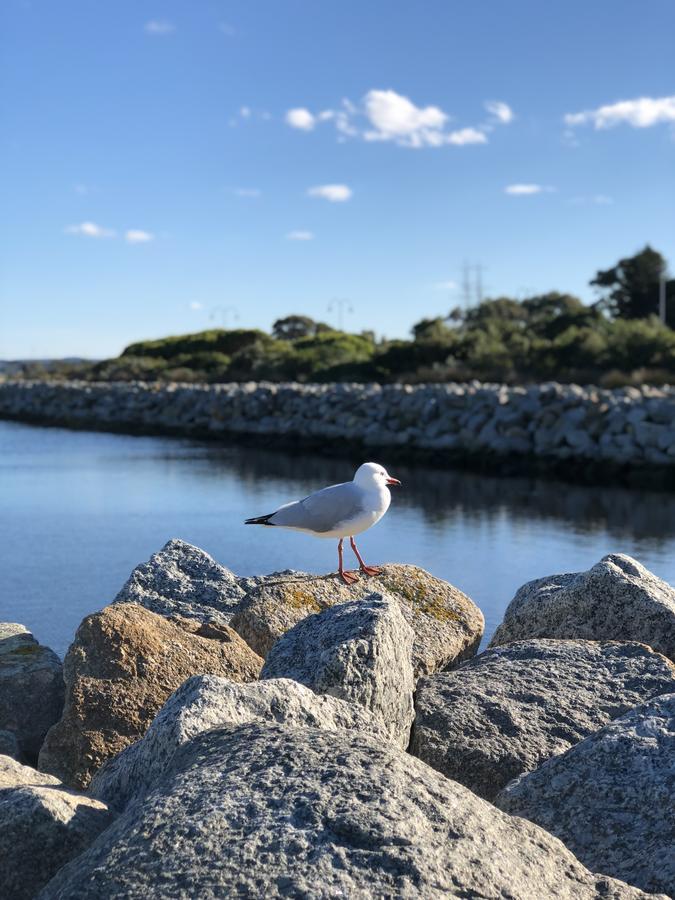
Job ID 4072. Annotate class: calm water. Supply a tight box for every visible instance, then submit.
[2,419,675,658]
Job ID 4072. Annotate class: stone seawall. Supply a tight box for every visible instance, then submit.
[1,380,674,484]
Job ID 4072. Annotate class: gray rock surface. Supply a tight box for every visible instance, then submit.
[261,594,415,746]
[0,622,64,764]
[410,639,675,800]
[90,674,390,812]
[232,564,484,675]
[496,693,675,897]
[2,379,675,473]
[0,754,111,900]
[490,554,675,661]
[0,728,23,761]
[40,724,655,899]
[114,538,245,624]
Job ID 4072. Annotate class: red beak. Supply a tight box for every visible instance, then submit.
[386,476,402,486]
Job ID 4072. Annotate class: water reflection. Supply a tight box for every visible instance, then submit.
[1,419,674,658]
[176,442,675,544]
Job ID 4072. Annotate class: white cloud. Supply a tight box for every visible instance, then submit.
[308,184,352,202]
[284,90,508,148]
[445,127,488,146]
[65,221,115,238]
[286,230,314,241]
[485,100,514,124]
[144,20,175,36]
[433,281,458,290]
[218,22,235,37]
[565,95,675,129]
[240,106,251,119]
[234,188,261,198]
[362,89,448,146]
[504,184,555,195]
[125,229,154,244]
[189,301,204,311]
[286,108,315,131]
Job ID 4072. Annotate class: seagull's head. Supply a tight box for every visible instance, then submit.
[354,462,401,489]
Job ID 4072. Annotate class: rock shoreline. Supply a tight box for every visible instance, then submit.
[1,379,675,486]
[2,540,675,897]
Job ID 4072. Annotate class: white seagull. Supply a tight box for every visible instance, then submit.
[245,462,401,584]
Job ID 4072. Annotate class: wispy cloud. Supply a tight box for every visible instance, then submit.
[125,230,154,244]
[285,89,511,148]
[569,194,614,206]
[218,22,236,37]
[484,100,514,124]
[286,108,316,131]
[144,20,175,36]
[189,301,204,311]
[234,188,261,198]
[565,95,675,129]
[308,184,352,202]
[286,230,314,241]
[65,221,115,238]
[433,280,458,290]
[504,184,555,196]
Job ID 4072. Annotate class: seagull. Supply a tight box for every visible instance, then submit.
[245,462,401,584]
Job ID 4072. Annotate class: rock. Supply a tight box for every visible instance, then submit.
[0,729,23,761]
[0,622,64,764]
[410,639,675,801]
[231,564,484,675]
[38,603,262,788]
[90,675,390,812]
[496,693,675,897]
[40,724,654,899]
[261,595,415,747]
[0,754,111,900]
[490,554,675,661]
[114,538,245,625]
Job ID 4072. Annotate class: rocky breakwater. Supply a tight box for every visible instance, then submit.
[1,379,675,482]
[1,539,674,897]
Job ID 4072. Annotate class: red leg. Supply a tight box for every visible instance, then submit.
[350,536,382,576]
[338,538,359,584]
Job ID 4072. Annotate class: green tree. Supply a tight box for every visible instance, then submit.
[271,315,332,341]
[590,246,668,320]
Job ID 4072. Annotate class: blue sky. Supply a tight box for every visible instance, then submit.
[1,0,674,358]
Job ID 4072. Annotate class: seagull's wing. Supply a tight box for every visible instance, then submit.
[269,481,365,533]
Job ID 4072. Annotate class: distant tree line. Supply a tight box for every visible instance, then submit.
[9,246,675,386]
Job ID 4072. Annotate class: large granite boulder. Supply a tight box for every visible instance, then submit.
[91,675,390,812]
[40,724,654,899]
[232,564,484,675]
[261,595,415,747]
[114,538,245,624]
[490,554,675,661]
[496,693,675,897]
[410,639,675,800]
[0,754,111,900]
[0,623,64,764]
[38,603,262,788]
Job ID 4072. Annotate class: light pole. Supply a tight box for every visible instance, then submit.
[210,306,240,329]
[327,298,353,331]
[659,276,667,325]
